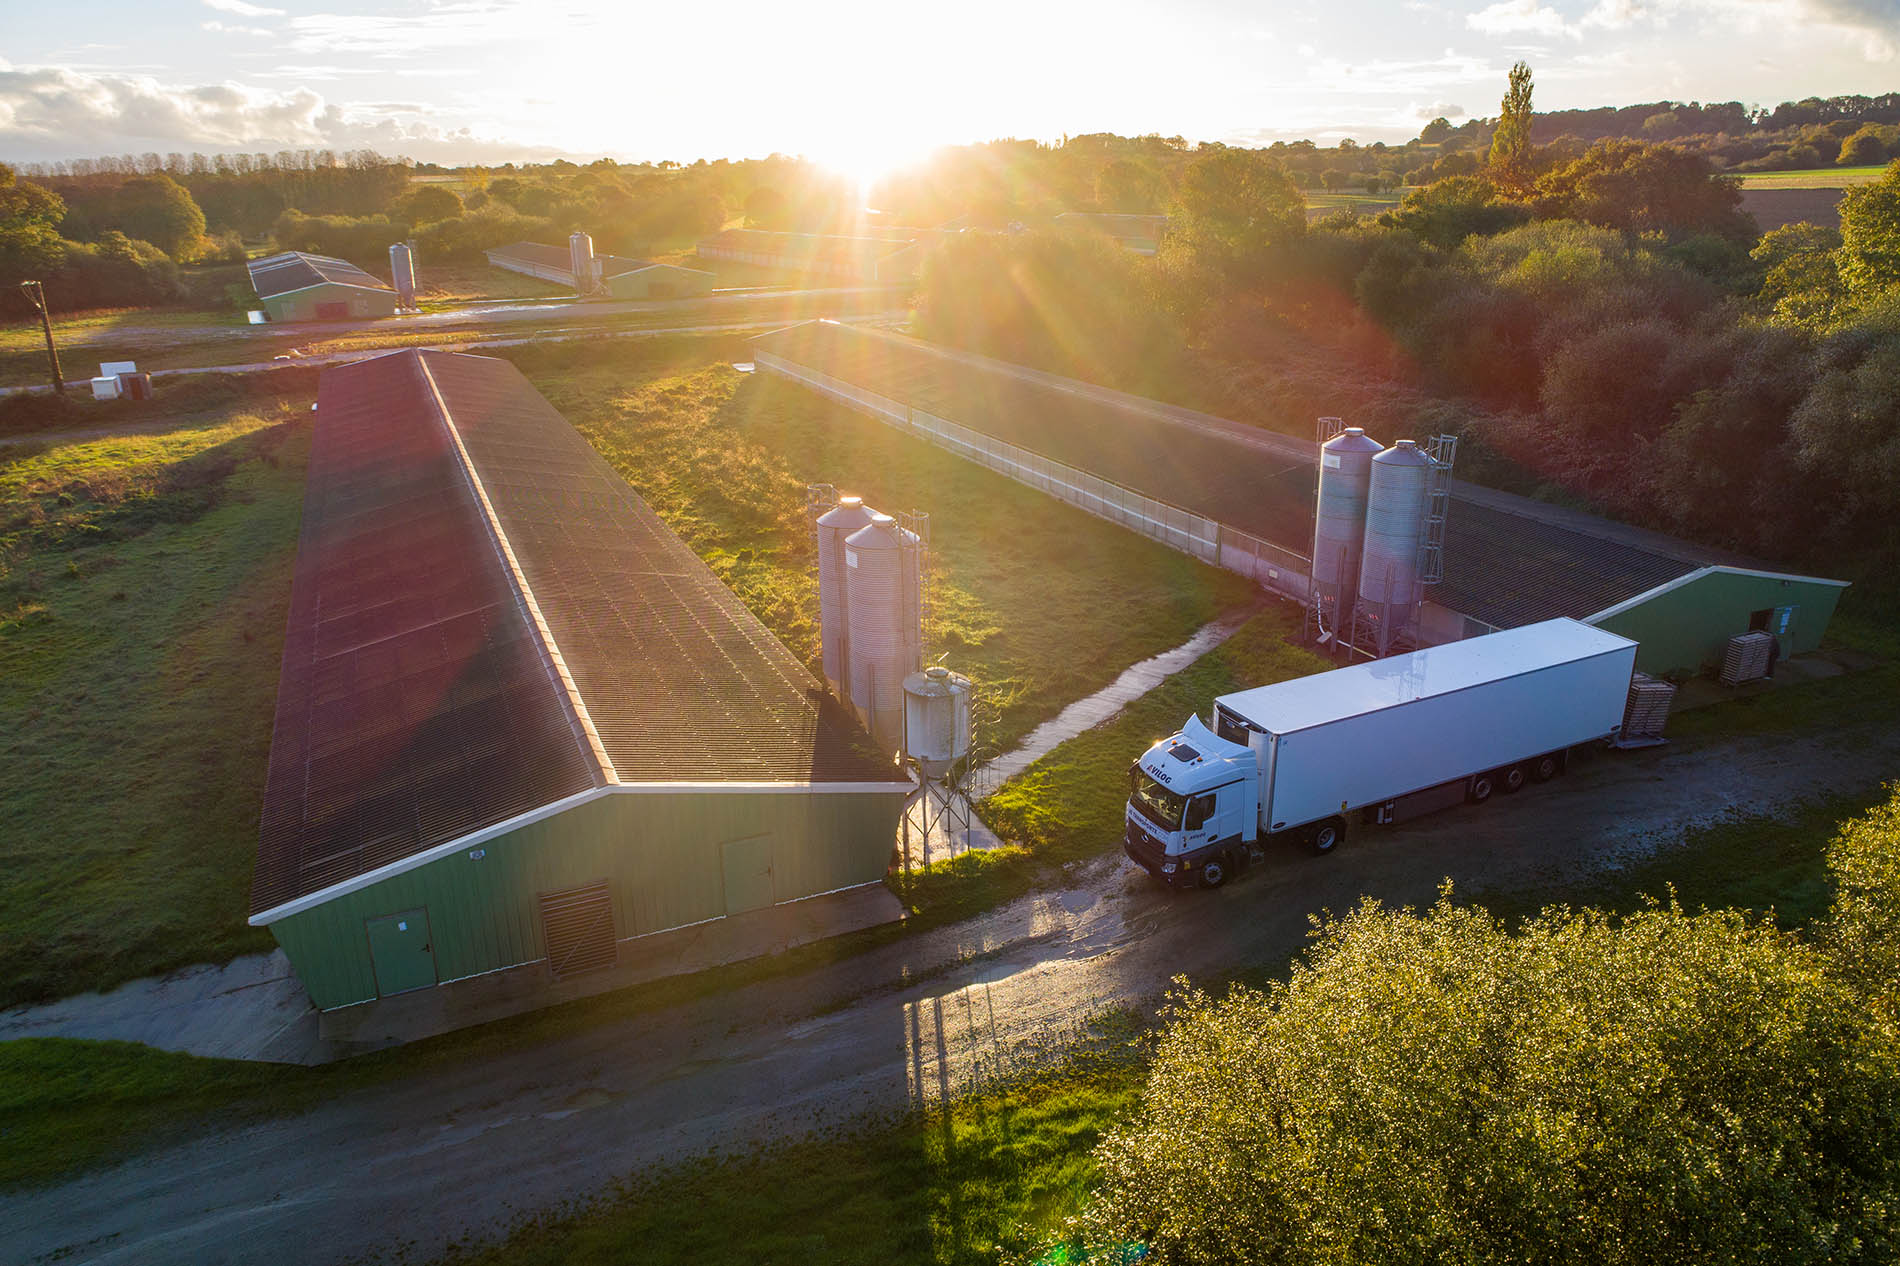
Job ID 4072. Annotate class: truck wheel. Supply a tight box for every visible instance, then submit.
[1309,817,1347,855]
[1467,772,1496,804]
[1200,855,1230,888]
[1501,764,1527,795]
[1530,753,1561,783]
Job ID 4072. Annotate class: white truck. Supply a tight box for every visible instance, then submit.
[1124,618,1640,888]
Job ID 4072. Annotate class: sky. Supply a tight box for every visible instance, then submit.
[3,0,1900,178]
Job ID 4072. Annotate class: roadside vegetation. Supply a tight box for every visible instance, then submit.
[1069,786,1900,1266]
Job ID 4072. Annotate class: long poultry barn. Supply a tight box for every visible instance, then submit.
[251,349,908,1012]
[751,321,1847,677]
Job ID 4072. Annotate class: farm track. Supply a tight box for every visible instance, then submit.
[7,713,1898,1265]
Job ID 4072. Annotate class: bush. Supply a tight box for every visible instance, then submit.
[1078,883,1900,1265]
[271,209,406,265]
[413,204,557,263]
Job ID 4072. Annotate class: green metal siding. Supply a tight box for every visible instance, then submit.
[1591,570,1846,676]
[267,789,904,1010]
[263,283,397,322]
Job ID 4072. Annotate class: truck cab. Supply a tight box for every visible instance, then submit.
[1124,714,1259,887]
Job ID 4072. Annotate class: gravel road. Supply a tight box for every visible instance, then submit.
[5,717,1896,1266]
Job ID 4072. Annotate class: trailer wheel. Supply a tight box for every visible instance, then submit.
[1200,855,1230,888]
[1467,772,1496,804]
[1309,817,1347,855]
[1530,753,1561,783]
[1501,764,1527,795]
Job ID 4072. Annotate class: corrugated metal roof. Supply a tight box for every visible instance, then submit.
[485,240,672,279]
[252,349,895,917]
[750,321,1808,633]
[251,351,597,916]
[248,251,393,298]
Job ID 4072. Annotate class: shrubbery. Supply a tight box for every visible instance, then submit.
[1065,788,1900,1265]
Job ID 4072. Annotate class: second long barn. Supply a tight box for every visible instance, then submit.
[251,349,908,1013]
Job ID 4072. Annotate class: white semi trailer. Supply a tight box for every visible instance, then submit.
[1124,619,1640,887]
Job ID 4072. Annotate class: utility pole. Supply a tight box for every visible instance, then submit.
[18,281,64,395]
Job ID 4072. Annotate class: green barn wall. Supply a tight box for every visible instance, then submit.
[1592,570,1847,677]
[267,788,904,1010]
[263,284,398,322]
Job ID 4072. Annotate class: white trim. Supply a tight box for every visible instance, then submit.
[1584,564,1850,625]
[249,781,912,926]
[249,786,614,925]
[254,280,396,301]
[608,780,914,794]
[418,354,621,788]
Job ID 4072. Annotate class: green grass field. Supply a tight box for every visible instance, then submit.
[1304,189,1407,219]
[0,402,310,1006]
[517,343,1257,755]
[1735,164,1889,189]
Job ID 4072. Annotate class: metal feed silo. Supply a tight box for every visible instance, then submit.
[816,494,876,704]
[903,666,972,779]
[1357,439,1435,643]
[1312,426,1383,621]
[568,231,596,293]
[845,515,923,751]
[389,242,417,309]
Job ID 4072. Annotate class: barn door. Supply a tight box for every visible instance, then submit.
[722,835,775,914]
[364,908,437,997]
[538,880,617,980]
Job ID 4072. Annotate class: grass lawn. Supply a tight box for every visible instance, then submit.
[1304,190,1407,219]
[0,402,311,1007]
[416,262,571,307]
[512,341,1258,756]
[1735,165,1889,188]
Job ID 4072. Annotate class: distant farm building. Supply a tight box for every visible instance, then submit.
[252,349,908,1015]
[1053,212,1170,254]
[247,252,397,322]
[751,321,1848,679]
[483,240,715,298]
[697,229,922,281]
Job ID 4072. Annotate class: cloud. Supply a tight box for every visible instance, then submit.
[202,21,272,36]
[1467,0,1581,36]
[1305,51,1499,92]
[203,0,285,16]
[288,2,562,56]
[0,63,562,163]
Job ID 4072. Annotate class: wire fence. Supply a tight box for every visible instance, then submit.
[756,349,1312,605]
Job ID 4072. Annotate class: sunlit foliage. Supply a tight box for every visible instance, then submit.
[1074,786,1900,1264]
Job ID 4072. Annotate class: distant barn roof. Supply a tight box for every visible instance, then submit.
[247,251,393,298]
[484,240,699,279]
[750,321,1804,634]
[252,349,895,917]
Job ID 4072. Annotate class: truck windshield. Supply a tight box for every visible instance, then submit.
[1129,767,1184,830]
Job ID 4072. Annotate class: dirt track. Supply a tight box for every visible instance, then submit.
[5,717,1898,1265]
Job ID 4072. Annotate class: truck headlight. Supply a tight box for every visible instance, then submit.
[1161,862,1177,874]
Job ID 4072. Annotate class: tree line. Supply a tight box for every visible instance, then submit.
[913,65,1900,593]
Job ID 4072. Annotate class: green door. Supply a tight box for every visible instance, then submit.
[365,908,437,996]
[722,836,776,914]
